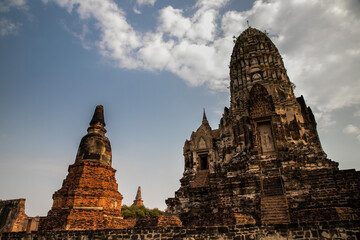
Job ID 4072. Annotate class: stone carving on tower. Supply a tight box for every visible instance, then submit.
[40,105,125,230]
[166,27,360,226]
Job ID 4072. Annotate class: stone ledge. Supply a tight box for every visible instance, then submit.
[72,206,103,210]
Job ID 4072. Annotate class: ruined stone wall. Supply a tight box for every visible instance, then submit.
[284,168,360,223]
[135,216,183,228]
[0,199,28,233]
[2,221,360,240]
[167,149,360,226]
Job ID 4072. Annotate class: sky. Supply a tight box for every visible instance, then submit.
[0,0,359,217]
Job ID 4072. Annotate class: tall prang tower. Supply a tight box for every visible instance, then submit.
[166,27,360,226]
[227,27,323,156]
[40,105,125,230]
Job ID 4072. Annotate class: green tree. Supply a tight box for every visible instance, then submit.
[121,205,164,219]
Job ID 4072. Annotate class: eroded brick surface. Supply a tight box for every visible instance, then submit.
[0,199,28,233]
[135,216,182,228]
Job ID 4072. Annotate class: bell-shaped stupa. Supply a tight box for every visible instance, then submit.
[40,105,124,230]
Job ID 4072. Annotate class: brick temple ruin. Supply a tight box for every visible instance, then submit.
[2,27,360,239]
[132,187,145,207]
[165,27,360,227]
[39,105,126,230]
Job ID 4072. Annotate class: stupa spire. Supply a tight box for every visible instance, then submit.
[202,108,209,126]
[76,105,112,166]
[132,186,144,207]
[135,186,142,200]
[41,105,123,231]
[90,105,105,127]
[87,105,106,135]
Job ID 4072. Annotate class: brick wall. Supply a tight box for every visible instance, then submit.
[2,221,360,239]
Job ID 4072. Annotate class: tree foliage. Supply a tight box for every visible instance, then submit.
[121,205,164,219]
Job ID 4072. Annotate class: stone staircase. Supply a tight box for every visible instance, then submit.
[191,170,209,188]
[261,195,290,225]
[260,157,290,224]
[262,176,284,196]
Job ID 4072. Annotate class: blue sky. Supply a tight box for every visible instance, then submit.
[0,0,360,217]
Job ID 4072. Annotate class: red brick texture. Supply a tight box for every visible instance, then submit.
[40,161,125,230]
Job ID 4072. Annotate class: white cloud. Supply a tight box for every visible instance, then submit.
[314,112,336,130]
[186,9,217,43]
[0,0,27,37]
[133,6,141,14]
[343,124,360,141]
[136,0,156,6]
[221,11,247,37]
[354,110,360,118]
[138,33,173,71]
[220,0,360,127]
[0,0,27,12]
[43,0,232,90]
[158,6,191,39]
[43,0,360,125]
[60,20,93,49]
[158,4,220,44]
[344,124,360,135]
[47,0,143,68]
[195,0,229,10]
[0,18,21,36]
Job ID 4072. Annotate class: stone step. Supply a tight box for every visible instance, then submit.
[261,200,287,205]
[262,219,290,224]
[191,170,209,188]
[263,189,283,192]
[261,196,288,202]
[262,176,284,196]
[261,210,289,214]
[263,191,283,196]
[262,216,290,221]
[264,185,282,188]
[261,195,290,225]
[261,203,288,208]
[261,200,288,205]
[262,214,289,218]
[261,205,288,210]
[263,186,283,190]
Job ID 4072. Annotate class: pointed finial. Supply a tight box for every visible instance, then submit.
[135,186,142,200]
[90,105,105,127]
[202,108,209,125]
[247,20,250,27]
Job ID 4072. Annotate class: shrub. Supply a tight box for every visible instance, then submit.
[121,205,164,219]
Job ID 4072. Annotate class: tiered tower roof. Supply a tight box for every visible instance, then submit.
[229,27,293,114]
